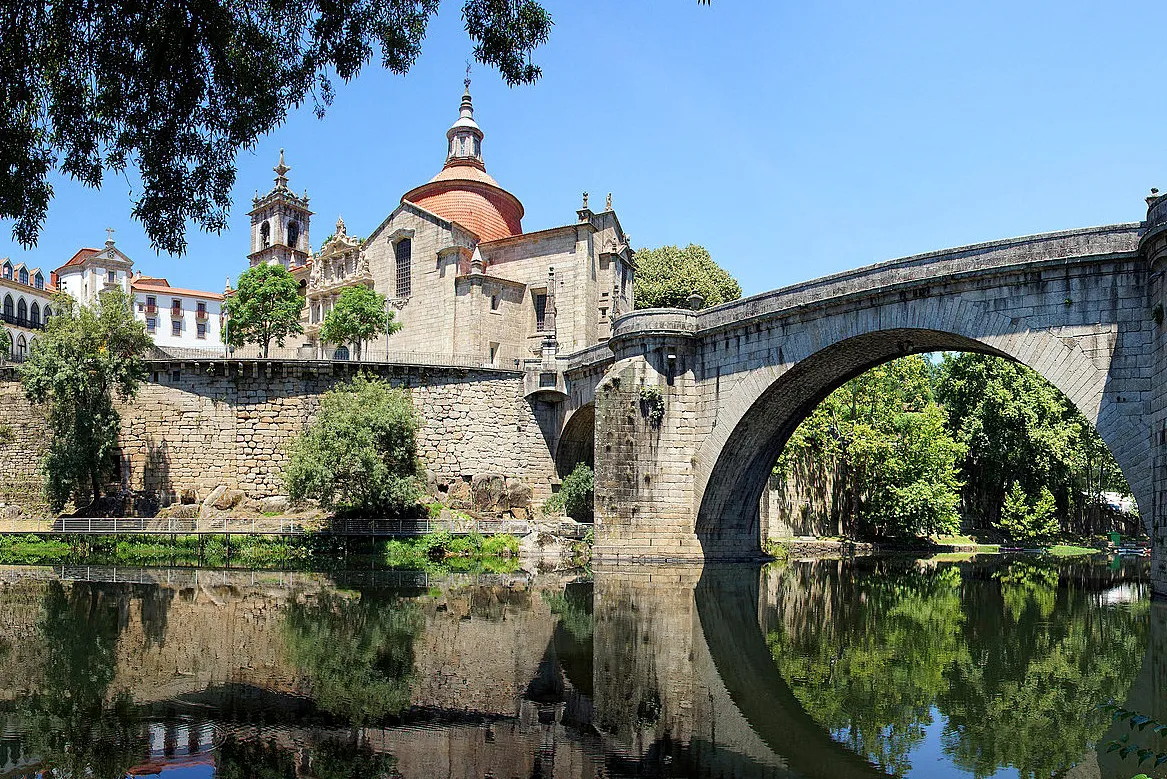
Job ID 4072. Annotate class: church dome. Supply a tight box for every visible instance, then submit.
[401,84,524,242]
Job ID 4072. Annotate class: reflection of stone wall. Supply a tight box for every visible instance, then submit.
[0,361,559,510]
[759,471,842,540]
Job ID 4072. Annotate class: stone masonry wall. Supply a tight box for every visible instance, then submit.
[0,361,558,510]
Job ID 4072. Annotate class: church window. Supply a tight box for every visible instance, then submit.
[107,270,116,284]
[534,293,547,331]
[395,239,412,298]
[491,294,500,311]
[2,295,11,321]
[489,342,499,365]
[287,221,300,249]
[17,298,26,324]
[43,306,51,320]
[261,221,271,248]
[34,273,43,289]
[18,268,28,285]
[29,302,39,327]
[16,335,26,361]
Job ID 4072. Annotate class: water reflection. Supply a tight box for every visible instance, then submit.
[0,557,1153,778]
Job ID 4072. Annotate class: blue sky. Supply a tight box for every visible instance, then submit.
[3,0,1164,297]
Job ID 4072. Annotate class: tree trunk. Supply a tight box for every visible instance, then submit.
[91,470,101,507]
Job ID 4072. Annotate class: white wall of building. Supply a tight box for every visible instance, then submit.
[133,288,225,352]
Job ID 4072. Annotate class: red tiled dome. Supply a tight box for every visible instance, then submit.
[400,85,524,242]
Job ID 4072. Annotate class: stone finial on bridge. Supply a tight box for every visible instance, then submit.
[686,289,705,310]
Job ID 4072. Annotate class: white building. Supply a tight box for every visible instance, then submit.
[130,274,225,351]
[0,257,56,361]
[54,235,133,305]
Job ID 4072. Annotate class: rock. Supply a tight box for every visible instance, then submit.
[505,478,532,509]
[179,488,198,505]
[511,506,528,520]
[201,486,228,516]
[471,474,507,512]
[261,496,290,515]
[0,505,23,518]
[447,479,471,504]
[215,489,246,511]
[161,503,200,519]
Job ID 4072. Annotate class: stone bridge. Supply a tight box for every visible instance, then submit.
[560,195,1167,595]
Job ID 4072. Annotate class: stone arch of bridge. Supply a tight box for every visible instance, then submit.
[694,315,1150,556]
[556,402,595,479]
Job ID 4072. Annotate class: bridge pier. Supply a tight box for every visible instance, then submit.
[1142,191,1167,598]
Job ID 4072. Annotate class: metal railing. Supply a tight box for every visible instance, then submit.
[0,515,566,537]
[0,312,43,330]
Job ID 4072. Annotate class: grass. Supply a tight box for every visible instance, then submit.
[1045,544,1102,557]
[381,531,522,573]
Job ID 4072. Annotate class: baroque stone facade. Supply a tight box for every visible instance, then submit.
[248,81,636,367]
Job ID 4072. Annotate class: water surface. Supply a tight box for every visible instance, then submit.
[0,556,1156,778]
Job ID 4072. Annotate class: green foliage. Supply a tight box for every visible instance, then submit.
[545,462,594,520]
[768,557,1147,777]
[0,0,558,253]
[284,374,421,515]
[319,284,399,360]
[382,531,519,571]
[998,483,1060,545]
[20,289,151,510]
[0,323,11,357]
[777,356,965,539]
[633,244,742,309]
[284,590,423,724]
[1099,705,1167,775]
[225,263,304,358]
[639,385,665,426]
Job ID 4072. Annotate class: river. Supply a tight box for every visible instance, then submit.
[0,554,1156,778]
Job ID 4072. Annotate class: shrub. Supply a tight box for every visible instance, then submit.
[559,463,594,520]
[997,482,1060,545]
[284,374,420,515]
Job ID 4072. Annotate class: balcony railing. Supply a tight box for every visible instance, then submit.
[0,313,43,330]
[195,307,208,320]
[144,304,157,314]
[170,306,183,318]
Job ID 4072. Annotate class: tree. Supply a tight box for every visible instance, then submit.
[633,244,743,309]
[20,289,151,510]
[284,374,421,514]
[0,324,11,360]
[997,482,1060,545]
[225,263,304,358]
[0,0,557,253]
[319,285,399,361]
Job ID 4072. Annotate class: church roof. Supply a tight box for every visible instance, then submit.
[401,84,524,243]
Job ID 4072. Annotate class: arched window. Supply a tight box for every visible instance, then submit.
[34,272,44,290]
[18,268,27,285]
[29,302,39,327]
[17,299,27,325]
[43,305,51,320]
[16,335,26,361]
[2,262,11,279]
[3,295,12,321]
[260,221,271,248]
[287,221,299,249]
[395,238,412,298]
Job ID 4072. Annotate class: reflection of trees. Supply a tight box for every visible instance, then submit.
[216,733,400,779]
[766,559,1147,778]
[941,560,1147,779]
[768,563,966,775]
[18,581,146,778]
[284,590,424,725]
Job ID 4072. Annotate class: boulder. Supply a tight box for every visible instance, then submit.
[261,496,290,515]
[215,489,246,511]
[179,488,198,505]
[471,474,508,512]
[0,504,23,519]
[162,503,200,519]
[505,478,532,509]
[201,486,228,516]
[447,479,471,504]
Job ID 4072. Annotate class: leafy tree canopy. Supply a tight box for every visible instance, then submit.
[284,373,421,514]
[225,263,304,357]
[319,284,399,360]
[633,244,742,309]
[20,289,151,510]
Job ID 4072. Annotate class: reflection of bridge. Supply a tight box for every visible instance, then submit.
[559,196,1167,597]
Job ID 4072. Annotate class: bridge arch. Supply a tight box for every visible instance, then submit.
[555,403,595,478]
[693,302,1151,556]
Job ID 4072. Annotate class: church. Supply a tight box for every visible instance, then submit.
[245,79,637,368]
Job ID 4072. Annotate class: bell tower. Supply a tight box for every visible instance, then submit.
[248,149,313,269]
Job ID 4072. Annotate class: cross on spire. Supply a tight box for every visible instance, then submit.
[465,60,472,91]
[105,227,115,244]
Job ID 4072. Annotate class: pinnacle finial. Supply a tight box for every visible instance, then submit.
[465,60,472,92]
[582,192,589,210]
[274,149,291,189]
[606,193,612,211]
[335,214,346,237]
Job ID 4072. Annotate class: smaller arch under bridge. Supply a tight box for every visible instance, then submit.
[584,198,1167,597]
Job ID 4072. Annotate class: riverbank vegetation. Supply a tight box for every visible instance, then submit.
[0,530,524,572]
[774,353,1135,545]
